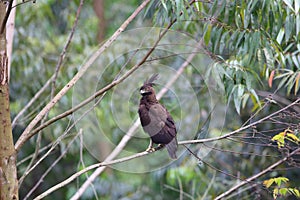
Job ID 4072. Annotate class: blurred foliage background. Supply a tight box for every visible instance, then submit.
[10,0,299,199]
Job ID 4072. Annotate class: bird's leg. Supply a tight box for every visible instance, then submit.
[146,139,155,152]
[155,144,165,151]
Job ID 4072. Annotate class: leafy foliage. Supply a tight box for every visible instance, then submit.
[263,177,300,199]
[152,0,300,113]
[272,128,300,148]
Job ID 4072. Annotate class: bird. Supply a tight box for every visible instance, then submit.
[138,74,178,159]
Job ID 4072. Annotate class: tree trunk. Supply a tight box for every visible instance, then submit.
[93,0,106,42]
[0,2,18,200]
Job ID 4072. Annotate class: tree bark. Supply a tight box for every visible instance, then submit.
[93,0,106,42]
[0,2,18,200]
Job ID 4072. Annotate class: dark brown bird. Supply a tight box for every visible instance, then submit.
[138,74,178,159]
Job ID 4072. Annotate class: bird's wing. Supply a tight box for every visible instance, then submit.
[148,103,168,122]
[149,103,177,137]
[138,104,151,127]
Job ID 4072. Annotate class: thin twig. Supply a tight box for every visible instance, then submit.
[183,144,247,182]
[78,132,99,200]
[51,0,84,98]
[12,77,52,128]
[178,98,300,145]
[18,130,42,187]
[163,184,194,200]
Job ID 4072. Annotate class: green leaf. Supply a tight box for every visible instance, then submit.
[218,0,227,18]
[292,55,300,69]
[235,8,242,29]
[241,93,250,108]
[210,0,219,15]
[274,177,289,187]
[284,15,293,42]
[296,15,300,38]
[233,84,244,114]
[263,48,274,69]
[175,0,184,18]
[249,89,260,105]
[277,72,291,89]
[296,0,300,14]
[204,24,212,46]
[161,0,168,13]
[243,8,250,29]
[194,1,202,12]
[285,72,297,95]
[249,0,259,12]
[276,28,285,44]
[219,32,228,53]
[279,188,288,196]
[236,31,245,48]
[283,0,295,12]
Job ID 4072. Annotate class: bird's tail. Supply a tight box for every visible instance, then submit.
[166,138,178,159]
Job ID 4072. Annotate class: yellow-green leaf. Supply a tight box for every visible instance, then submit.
[273,188,279,199]
[289,188,300,198]
[274,177,289,186]
[279,188,288,196]
[287,133,300,143]
[272,132,285,148]
[263,179,274,188]
[295,73,300,95]
[204,24,212,46]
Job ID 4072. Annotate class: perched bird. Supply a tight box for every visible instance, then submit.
[138,74,178,159]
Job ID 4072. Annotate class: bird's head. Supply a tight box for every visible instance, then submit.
[140,74,159,96]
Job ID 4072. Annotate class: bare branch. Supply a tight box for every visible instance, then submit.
[51,0,84,98]
[179,98,300,145]
[11,77,52,128]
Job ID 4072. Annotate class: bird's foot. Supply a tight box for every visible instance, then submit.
[146,147,155,152]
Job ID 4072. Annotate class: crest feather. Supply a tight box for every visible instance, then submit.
[144,74,159,86]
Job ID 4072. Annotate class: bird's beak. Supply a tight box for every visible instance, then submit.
[140,89,147,94]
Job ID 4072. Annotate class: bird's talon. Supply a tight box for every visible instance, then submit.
[146,147,155,152]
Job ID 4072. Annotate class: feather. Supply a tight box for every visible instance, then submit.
[144,73,159,86]
[166,138,178,159]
